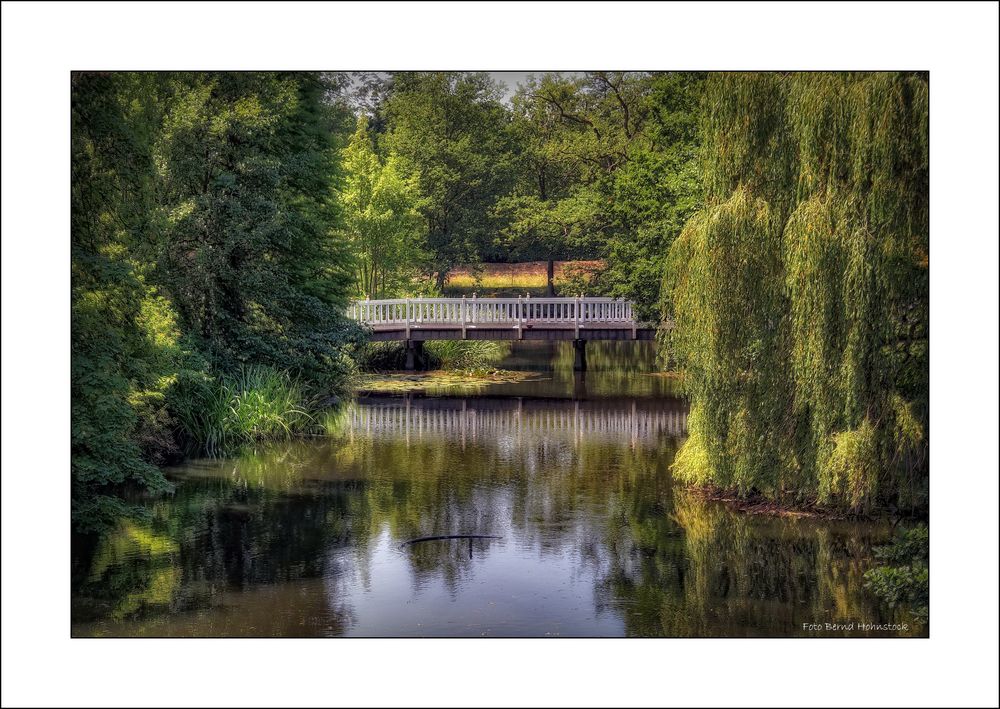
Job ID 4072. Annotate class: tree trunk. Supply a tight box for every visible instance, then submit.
[546,259,556,296]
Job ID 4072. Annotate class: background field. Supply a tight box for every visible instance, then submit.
[442,260,603,297]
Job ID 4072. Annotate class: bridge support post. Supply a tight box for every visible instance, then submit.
[573,339,587,372]
[404,340,424,371]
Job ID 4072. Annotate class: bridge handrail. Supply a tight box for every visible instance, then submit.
[347,296,636,328]
[349,296,627,305]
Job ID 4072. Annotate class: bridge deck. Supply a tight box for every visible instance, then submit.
[366,323,654,341]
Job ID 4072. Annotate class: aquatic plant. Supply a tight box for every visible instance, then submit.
[171,366,313,455]
[864,524,929,624]
[424,340,510,371]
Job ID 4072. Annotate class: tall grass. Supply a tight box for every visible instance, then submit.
[316,406,351,437]
[424,340,509,371]
[171,366,313,456]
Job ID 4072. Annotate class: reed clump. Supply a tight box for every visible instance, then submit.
[171,366,313,456]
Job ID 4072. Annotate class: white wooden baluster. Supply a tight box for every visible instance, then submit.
[348,296,642,331]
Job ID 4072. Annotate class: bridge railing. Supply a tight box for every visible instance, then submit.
[348,296,635,327]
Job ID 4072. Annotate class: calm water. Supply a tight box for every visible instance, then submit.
[71,342,921,637]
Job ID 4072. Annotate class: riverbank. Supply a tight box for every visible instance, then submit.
[684,485,928,522]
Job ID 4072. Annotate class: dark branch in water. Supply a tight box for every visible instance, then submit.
[400,534,501,548]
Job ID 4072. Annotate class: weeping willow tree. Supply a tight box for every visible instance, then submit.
[666,72,928,512]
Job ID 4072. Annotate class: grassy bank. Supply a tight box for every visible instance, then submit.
[153,340,521,459]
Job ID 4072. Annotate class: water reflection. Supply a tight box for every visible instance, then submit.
[71,342,921,637]
[475,341,683,399]
[351,395,688,448]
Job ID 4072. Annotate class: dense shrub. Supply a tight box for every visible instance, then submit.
[864,525,929,623]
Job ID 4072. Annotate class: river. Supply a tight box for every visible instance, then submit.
[71,341,921,637]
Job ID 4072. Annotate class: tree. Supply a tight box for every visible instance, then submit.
[340,116,426,298]
[381,72,518,289]
[155,72,358,384]
[497,74,607,294]
[71,72,183,531]
[494,191,604,295]
[71,72,364,530]
[501,72,701,306]
[666,72,928,512]
[603,72,703,318]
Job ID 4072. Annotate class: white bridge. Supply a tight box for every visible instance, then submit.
[349,297,659,370]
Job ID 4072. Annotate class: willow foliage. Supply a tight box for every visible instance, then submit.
[667,73,928,512]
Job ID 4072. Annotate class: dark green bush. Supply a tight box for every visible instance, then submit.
[864,525,929,623]
[354,339,510,372]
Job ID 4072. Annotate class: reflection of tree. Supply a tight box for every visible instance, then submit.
[72,522,181,623]
[597,489,921,637]
[72,465,358,636]
[491,341,685,399]
[73,399,914,637]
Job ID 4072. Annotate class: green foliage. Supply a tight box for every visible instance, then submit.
[603,72,704,318]
[495,191,603,270]
[170,366,313,456]
[340,116,427,297]
[668,188,793,495]
[821,419,880,510]
[864,525,929,623]
[699,72,795,205]
[381,72,519,288]
[666,72,928,512]
[72,72,362,530]
[501,72,703,310]
[155,72,361,385]
[72,73,183,532]
[424,340,510,371]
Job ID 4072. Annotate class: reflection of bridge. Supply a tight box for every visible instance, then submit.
[348,396,688,447]
[348,297,661,370]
